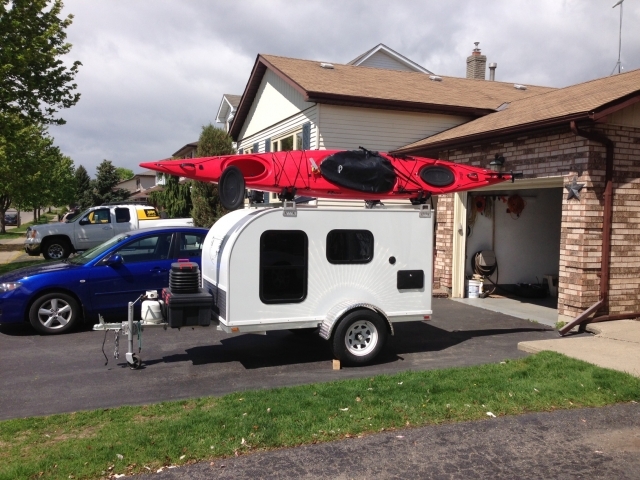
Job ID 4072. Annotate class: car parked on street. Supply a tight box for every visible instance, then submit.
[0,226,208,334]
[4,213,17,226]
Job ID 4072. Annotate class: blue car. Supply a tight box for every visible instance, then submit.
[0,226,208,334]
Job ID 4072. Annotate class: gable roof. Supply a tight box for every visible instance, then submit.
[348,43,432,74]
[395,68,640,154]
[215,94,242,124]
[229,54,555,139]
[172,141,199,158]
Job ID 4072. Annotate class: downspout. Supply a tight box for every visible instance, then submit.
[570,121,613,306]
[559,121,640,335]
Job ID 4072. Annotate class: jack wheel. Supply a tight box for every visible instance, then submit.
[128,354,142,370]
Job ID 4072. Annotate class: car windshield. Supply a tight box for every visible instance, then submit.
[67,233,131,265]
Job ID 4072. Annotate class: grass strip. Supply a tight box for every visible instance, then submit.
[1,351,638,480]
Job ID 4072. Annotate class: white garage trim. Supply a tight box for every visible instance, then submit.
[451,191,468,298]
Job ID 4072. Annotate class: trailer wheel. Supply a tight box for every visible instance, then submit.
[332,310,387,366]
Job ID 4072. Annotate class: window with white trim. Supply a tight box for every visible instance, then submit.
[272,130,303,152]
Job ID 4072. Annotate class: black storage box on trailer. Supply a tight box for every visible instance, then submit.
[162,287,213,328]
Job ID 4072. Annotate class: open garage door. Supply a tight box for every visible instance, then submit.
[452,177,563,317]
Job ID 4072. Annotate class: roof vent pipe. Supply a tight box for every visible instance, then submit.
[489,63,497,81]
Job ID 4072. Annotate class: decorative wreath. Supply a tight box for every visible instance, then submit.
[475,196,486,213]
[506,194,525,218]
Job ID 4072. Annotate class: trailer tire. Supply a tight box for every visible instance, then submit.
[332,310,387,366]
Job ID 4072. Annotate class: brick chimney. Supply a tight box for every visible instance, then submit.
[466,42,486,80]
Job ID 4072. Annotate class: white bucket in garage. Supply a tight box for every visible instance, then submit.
[466,279,483,299]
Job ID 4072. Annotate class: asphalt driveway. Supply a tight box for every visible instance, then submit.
[0,298,558,420]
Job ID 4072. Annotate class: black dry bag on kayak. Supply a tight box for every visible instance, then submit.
[320,150,396,193]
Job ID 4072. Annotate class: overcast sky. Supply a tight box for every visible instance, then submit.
[50,0,640,177]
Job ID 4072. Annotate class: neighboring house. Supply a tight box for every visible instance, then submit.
[348,43,433,73]
[216,94,242,133]
[173,141,199,159]
[116,170,158,203]
[229,45,552,204]
[393,68,640,323]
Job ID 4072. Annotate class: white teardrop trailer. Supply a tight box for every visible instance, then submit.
[95,201,434,368]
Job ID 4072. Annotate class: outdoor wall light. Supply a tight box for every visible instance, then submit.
[489,153,505,172]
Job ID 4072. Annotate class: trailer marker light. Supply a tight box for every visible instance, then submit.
[423,315,431,321]
[231,327,239,332]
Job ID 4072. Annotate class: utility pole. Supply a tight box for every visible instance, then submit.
[612,0,624,75]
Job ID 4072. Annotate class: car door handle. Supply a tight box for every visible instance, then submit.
[102,226,112,230]
[150,267,168,273]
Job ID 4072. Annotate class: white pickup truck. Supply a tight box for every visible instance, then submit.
[24,204,193,259]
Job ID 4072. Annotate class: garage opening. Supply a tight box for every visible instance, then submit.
[458,184,563,325]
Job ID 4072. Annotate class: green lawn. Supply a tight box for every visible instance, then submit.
[1,352,638,480]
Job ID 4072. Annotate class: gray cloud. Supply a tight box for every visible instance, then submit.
[49,0,640,177]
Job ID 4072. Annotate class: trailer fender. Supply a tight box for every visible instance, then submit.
[319,301,393,340]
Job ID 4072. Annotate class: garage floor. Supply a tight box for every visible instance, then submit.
[453,295,558,327]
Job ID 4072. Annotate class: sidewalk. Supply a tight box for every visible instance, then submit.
[519,319,640,378]
[0,236,27,264]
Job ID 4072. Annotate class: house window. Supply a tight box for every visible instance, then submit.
[326,230,374,264]
[260,230,308,303]
[272,130,303,152]
[243,146,253,154]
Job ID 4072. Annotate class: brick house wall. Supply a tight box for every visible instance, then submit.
[432,123,640,319]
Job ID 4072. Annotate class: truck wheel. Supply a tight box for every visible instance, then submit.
[29,292,81,335]
[332,310,387,366]
[42,238,71,260]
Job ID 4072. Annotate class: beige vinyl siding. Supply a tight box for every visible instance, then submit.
[240,70,315,139]
[358,51,415,72]
[238,107,318,153]
[318,105,471,152]
[606,102,640,128]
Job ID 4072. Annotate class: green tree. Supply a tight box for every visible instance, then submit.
[0,0,81,128]
[159,173,192,218]
[115,167,134,181]
[91,160,130,205]
[0,117,73,230]
[191,124,235,227]
[74,165,92,209]
[0,0,81,230]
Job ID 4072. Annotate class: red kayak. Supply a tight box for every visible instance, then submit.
[140,148,520,210]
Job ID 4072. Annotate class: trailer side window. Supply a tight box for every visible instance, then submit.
[326,230,374,264]
[260,230,308,303]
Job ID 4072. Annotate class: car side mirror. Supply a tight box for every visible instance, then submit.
[79,217,90,226]
[107,254,123,265]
